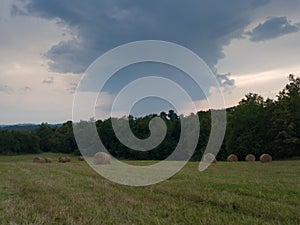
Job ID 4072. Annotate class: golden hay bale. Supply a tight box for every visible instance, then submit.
[65,156,71,162]
[93,152,111,165]
[260,153,272,163]
[78,156,84,161]
[33,157,46,163]
[227,154,238,162]
[245,154,256,162]
[59,157,67,163]
[203,153,216,163]
[44,158,53,163]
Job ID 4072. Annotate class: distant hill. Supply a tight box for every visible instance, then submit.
[0,123,62,131]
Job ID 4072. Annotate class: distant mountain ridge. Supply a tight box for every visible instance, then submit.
[0,123,62,131]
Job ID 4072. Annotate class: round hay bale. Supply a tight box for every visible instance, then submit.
[245,154,256,162]
[227,154,238,162]
[78,156,84,161]
[44,158,53,163]
[59,157,67,163]
[65,156,71,162]
[260,153,272,163]
[203,153,216,163]
[93,152,111,165]
[33,157,46,163]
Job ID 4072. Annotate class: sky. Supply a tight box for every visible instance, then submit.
[1,0,300,124]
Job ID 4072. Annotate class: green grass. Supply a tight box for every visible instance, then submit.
[0,153,299,225]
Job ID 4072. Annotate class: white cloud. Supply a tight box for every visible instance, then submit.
[217,25,300,75]
[0,2,79,124]
[222,66,300,107]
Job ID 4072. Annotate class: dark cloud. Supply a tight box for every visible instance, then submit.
[42,77,54,84]
[17,86,32,95]
[247,16,299,42]
[0,85,31,95]
[20,86,32,92]
[217,73,235,87]
[67,82,77,94]
[10,4,28,16]
[18,0,270,76]
[0,85,14,94]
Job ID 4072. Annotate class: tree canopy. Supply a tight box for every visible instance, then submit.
[0,75,299,160]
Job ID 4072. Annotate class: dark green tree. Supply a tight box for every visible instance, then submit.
[270,74,300,158]
[35,123,57,152]
[225,93,266,159]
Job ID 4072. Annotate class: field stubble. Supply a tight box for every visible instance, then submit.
[0,153,299,225]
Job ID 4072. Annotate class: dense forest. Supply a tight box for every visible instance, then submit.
[0,75,299,160]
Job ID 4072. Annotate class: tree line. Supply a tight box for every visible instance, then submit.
[0,75,299,160]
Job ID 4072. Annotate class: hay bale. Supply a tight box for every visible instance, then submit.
[227,154,238,162]
[78,156,84,161]
[245,154,256,162]
[33,157,46,163]
[59,157,67,163]
[260,153,272,163]
[65,156,71,162]
[44,158,53,163]
[93,152,111,165]
[203,153,216,163]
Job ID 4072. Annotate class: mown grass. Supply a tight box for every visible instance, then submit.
[0,153,299,225]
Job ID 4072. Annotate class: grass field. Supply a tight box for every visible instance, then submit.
[0,153,299,225]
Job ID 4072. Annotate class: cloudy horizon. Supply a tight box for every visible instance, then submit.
[1,0,300,124]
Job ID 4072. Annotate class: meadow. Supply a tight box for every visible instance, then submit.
[0,153,299,225]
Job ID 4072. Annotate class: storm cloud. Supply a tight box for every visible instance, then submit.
[247,16,299,42]
[16,0,271,76]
